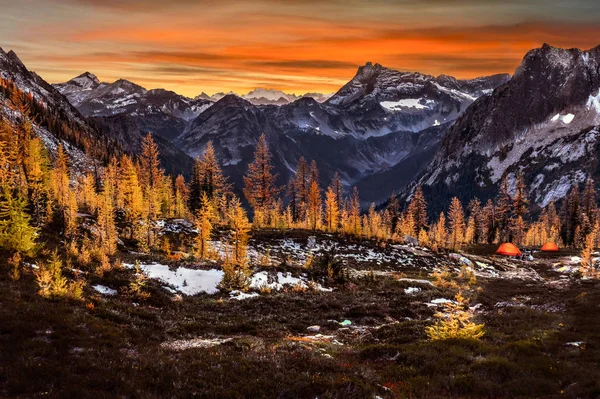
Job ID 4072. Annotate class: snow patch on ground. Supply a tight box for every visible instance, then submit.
[92,285,117,296]
[125,260,333,296]
[230,290,260,300]
[250,271,332,292]
[124,263,224,295]
[426,298,454,307]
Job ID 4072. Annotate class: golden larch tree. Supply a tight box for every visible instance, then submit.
[426,292,485,340]
[448,197,466,250]
[139,134,164,248]
[174,174,189,218]
[408,185,428,233]
[324,185,339,232]
[243,134,279,223]
[431,212,448,250]
[78,173,97,214]
[195,193,215,259]
[24,137,52,226]
[189,141,229,214]
[227,197,251,266]
[307,180,322,230]
[294,156,309,222]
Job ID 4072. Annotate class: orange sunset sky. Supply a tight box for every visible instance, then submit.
[2,0,600,97]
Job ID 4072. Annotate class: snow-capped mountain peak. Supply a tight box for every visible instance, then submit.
[70,72,100,90]
[243,88,290,102]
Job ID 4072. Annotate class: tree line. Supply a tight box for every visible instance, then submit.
[2,101,600,279]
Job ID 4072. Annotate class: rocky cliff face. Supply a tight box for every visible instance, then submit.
[412,44,600,214]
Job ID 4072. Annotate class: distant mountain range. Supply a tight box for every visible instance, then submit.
[196,88,332,105]
[15,42,600,214]
[21,43,600,213]
[7,42,598,214]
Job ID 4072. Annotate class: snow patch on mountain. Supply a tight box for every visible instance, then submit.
[432,82,476,102]
[587,90,600,113]
[550,113,575,124]
[540,172,586,207]
[380,99,432,111]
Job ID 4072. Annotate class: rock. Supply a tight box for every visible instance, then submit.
[307,325,321,332]
[404,236,418,246]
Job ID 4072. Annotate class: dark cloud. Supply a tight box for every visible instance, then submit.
[48,0,600,23]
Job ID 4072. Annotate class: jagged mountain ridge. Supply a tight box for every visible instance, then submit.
[177,93,448,205]
[54,71,199,177]
[175,64,507,203]
[325,62,510,138]
[56,73,213,121]
[55,73,213,142]
[410,44,600,215]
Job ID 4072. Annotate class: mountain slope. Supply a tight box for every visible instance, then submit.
[55,73,198,175]
[175,65,508,204]
[177,94,451,204]
[0,48,121,173]
[0,49,194,180]
[412,44,600,214]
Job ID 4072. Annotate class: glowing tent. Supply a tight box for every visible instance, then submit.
[496,243,522,257]
[541,242,559,252]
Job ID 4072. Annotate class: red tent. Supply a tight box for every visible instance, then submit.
[496,243,522,257]
[541,242,559,252]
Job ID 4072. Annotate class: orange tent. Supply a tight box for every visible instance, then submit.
[541,242,559,252]
[496,243,522,257]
